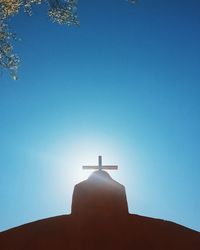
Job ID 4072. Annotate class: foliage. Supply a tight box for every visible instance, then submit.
[0,0,78,79]
[0,0,136,80]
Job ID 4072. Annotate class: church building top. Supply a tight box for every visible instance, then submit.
[71,156,129,217]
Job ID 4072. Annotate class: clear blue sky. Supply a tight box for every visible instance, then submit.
[0,0,200,231]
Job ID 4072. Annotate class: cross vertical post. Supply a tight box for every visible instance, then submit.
[98,155,102,170]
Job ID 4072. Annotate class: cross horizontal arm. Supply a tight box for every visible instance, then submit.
[101,165,118,170]
[82,166,100,169]
[82,165,118,170]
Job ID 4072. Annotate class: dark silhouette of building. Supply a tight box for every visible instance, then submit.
[0,169,200,250]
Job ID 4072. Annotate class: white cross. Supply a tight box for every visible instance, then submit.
[82,156,118,171]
